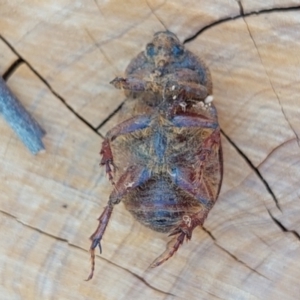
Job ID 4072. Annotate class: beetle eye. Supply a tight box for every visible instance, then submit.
[172,44,184,56]
[146,43,156,57]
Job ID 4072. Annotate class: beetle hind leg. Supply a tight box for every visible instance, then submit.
[150,232,186,268]
[150,211,208,268]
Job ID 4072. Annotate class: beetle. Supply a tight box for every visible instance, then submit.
[87,31,223,280]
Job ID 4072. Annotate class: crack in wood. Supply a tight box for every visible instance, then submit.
[237,0,244,16]
[0,208,176,297]
[0,4,297,225]
[202,226,270,280]
[221,129,282,212]
[184,5,300,43]
[146,0,167,31]
[106,261,176,298]
[94,6,300,165]
[0,35,101,137]
[84,28,119,76]
[92,0,104,17]
[243,17,300,148]
[267,209,300,242]
[2,5,299,140]
[2,58,23,81]
[203,292,227,300]
[96,100,124,131]
[184,4,300,216]
[96,4,294,133]
[257,137,297,170]
[1,5,299,298]
[0,208,70,243]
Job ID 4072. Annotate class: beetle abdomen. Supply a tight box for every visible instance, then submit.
[123,175,201,233]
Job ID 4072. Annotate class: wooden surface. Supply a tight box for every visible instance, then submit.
[1,1,300,299]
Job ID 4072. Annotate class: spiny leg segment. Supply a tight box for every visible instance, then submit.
[86,165,151,280]
[150,211,208,268]
[86,205,114,281]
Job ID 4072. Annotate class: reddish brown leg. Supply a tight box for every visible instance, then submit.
[168,127,221,207]
[195,128,221,183]
[86,205,114,281]
[166,88,208,118]
[110,77,158,92]
[86,165,151,280]
[166,90,187,118]
[201,127,221,150]
[111,77,208,101]
[100,115,151,183]
[165,80,208,102]
[150,211,208,268]
[100,139,115,183]
[150,233,186,268]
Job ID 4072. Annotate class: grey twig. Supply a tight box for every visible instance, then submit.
[0,77,46,154]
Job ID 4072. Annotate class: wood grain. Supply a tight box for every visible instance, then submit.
[0,40,18,76]
[1,1,300,299]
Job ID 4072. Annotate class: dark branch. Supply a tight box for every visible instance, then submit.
[0,77,45,154]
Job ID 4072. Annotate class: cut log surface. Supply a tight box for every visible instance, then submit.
[0,1,300,299]
[0,40,18,76]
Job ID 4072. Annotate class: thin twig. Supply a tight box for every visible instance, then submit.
[0,77,45,154]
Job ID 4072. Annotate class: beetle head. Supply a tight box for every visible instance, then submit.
[145,31,185,69]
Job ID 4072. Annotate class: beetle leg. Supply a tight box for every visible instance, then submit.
[111,77,208,101]
[150,211,208,268]
[100,139,115,183]
[86,205,114,281]
[100,115,152,182]
[165,80,208,101]
[106,115,152,141]
[168,127,221,205]
[109,165,151,203]
[87,165,151,280]
[161,62,212,96]
[194,128,221,185]
[170,113,218,129]
[150,233,186,268]
[110,77,160,93]
[170,166,212,208]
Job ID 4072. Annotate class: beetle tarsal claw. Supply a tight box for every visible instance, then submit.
[98,241,102,254]
[85,247,96,281]
[90,237,100,250]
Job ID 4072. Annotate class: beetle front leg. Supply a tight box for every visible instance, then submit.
[166,80,208,102]
[110,77,160,93]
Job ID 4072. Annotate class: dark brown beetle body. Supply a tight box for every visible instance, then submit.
[87,31,223,280]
